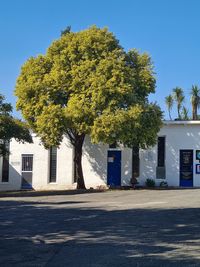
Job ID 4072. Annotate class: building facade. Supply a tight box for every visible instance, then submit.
[1,121,200,191]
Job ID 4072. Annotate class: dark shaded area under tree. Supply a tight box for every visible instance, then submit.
[0,197,200,266]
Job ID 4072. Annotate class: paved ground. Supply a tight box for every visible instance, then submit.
[1,189,200,267]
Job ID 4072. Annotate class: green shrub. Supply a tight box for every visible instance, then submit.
[160,181,168,188]
[145,178,155,188]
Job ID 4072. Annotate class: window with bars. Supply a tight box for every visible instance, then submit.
[22,155,33,172]
[49,147,57,183]
[157,137,165,167]
[2,141,10,182]
[156,136,166,179]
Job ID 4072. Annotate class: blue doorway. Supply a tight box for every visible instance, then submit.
[107,150,121,186]
[180,150,193,187]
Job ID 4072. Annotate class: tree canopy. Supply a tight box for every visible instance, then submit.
[15,26,162,188]
[0,94,32,155]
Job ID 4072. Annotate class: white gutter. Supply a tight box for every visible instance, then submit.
[164,120,200,125]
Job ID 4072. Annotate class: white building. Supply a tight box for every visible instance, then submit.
[1,121,200,191]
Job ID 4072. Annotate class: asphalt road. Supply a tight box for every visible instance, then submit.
[1,189,200,267]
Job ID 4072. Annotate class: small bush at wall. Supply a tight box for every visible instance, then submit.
[160,181,168,188]
[145,178,155,188]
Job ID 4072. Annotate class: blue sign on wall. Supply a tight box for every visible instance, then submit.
[196,150,200,160]
[196,164,200,174]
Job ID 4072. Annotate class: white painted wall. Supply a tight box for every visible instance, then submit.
[2,121,200,191]
[83,136,132,187]
[139,123,200,187]
[0,134,132,191]
[0,135,74,191]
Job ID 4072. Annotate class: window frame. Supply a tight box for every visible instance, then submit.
[21,154,34,173]
[157,136,166,168]
[49,147,57,183]
[1,141,10,183]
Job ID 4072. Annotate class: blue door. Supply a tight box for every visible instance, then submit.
[180,150,193,187]
[107,150,121,186]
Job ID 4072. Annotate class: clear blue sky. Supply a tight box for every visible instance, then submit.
[1,0,200,119]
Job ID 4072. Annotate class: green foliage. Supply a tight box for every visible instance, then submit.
[126,49,156,100]
[181,106,189,120]
[145,178,155,188]
[173,87,184,119]
[0,94,32,155]
[91,103,162,148]
[16,26,162,150]
[61,26,71,36]
[160,181,168,187]
[190,85,200,120]
[165,94,173,120]
[15,26,163,188]
[165,85,200,121]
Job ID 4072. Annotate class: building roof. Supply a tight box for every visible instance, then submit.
[164,120,200,125]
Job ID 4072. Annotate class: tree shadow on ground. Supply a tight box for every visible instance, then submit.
[0,199,200,266]
[0,189,106,198]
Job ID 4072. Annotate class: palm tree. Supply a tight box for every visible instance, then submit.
[173,87,184,119]
[165,94,173,120]
[190,85,200,120]
[181,106,189,120]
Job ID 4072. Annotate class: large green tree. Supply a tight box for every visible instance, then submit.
[0,94,32,155]
[122,49,161,183]
[15,26,162,189]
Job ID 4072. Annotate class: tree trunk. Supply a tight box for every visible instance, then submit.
[192,109,195,120]
[74,134,86,189]
[192,105,197,120]
[178,106,180,119]
[169,110,172,120]
[131,146,139,187]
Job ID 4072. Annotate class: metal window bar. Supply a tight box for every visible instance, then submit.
[157,137,165,167]
[156,137,166,179]
[22,155,33,172]
[49,147,57,183]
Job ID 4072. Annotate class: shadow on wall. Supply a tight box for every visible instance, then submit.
[1,200,200,266]
[83,137,107,184]
[84,137,132,186]
[141,149,157,182]
[121,151,132,186]
[0,163,22,191]
[166,142,179,183]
